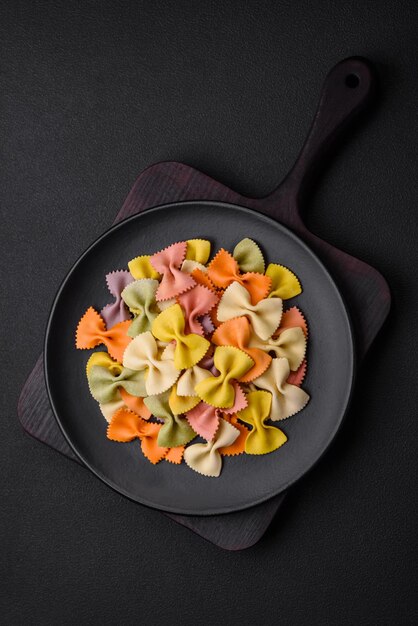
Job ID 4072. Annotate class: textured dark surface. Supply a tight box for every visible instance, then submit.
[2,1,417,624]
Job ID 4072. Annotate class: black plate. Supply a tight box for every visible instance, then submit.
[45,201,355,515]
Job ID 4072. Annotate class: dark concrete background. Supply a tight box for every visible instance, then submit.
[1,1,417,624]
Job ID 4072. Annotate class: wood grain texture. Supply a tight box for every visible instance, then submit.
[17,57,390,550]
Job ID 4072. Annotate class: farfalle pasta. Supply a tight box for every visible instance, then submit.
[75,238,311,477]
[100,270,133,328]
[121,278,160,336]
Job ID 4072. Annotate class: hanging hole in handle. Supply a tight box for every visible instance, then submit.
[345,73,360,88]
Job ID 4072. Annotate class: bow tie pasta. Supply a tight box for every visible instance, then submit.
[75,237,310,477]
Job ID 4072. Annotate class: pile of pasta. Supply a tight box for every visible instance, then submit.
[75,238,309,477]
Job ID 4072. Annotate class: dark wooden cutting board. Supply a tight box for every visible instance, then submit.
[18,57,390,550]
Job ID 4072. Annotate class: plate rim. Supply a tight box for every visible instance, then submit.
[44,199,356,515]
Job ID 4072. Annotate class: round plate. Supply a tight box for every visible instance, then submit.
[45,201,355,515]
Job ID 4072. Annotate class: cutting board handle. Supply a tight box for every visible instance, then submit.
[277,57,375,203]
